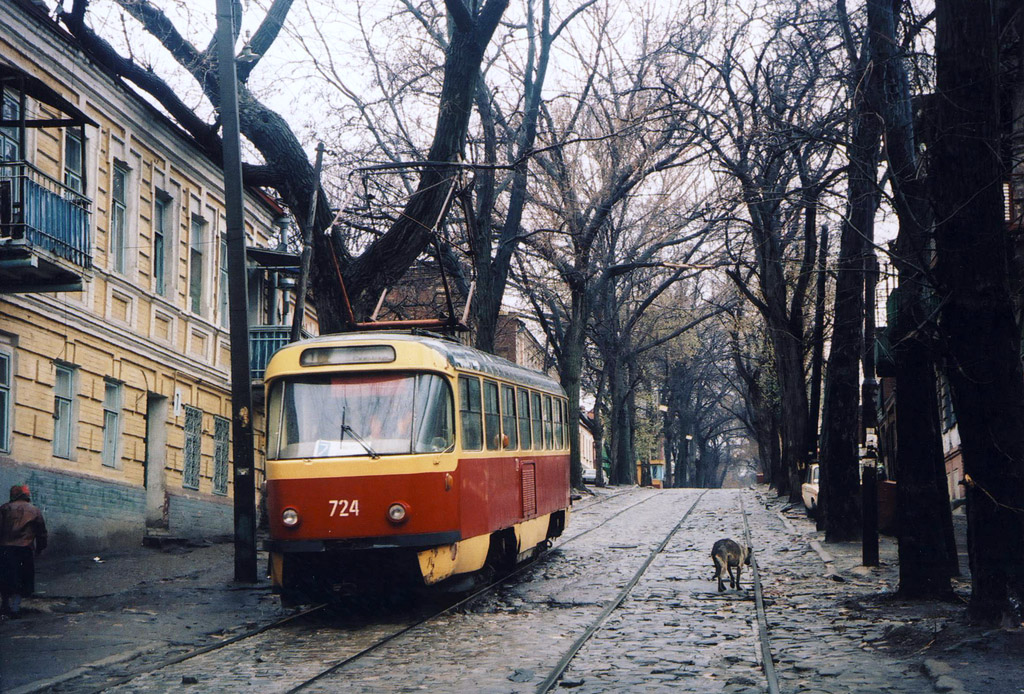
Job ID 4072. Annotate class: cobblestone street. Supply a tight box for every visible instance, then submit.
[2,486,1021,693]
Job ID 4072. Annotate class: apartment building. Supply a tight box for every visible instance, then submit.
[0,0,309,551]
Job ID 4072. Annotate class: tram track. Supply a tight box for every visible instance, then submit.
[537,489,780,693]
[64,487,652,693]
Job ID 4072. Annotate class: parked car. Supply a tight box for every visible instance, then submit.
[802,463,820,518]
[582,467,598,484]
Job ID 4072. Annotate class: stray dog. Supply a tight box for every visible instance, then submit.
[711,538,752,592]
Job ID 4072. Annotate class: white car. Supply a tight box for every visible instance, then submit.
[582,467,598,484]
[802,464,820,517]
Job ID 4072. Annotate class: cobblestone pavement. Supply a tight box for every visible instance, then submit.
[6,486,1021,693]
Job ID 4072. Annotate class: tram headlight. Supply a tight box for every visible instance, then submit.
[281,508,300,527]
[387,502,409,524]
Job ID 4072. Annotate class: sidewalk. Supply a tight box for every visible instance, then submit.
[766,491,1023,694]
[0,539,286,694]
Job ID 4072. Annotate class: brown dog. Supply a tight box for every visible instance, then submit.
[711,538,752,592]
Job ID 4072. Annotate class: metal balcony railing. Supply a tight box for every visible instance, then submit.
[250,326,310,381]
[0,161,92,269]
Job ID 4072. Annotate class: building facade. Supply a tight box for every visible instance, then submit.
[0,0,307,552]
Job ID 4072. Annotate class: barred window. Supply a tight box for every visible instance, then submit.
[183,405,202,490]
[213,416,230,495]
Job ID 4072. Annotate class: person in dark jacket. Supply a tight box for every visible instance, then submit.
[0,484,47,618]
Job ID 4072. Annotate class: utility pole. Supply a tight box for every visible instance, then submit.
[215,0,257,583]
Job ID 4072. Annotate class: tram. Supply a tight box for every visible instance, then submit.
[263,331,571,603]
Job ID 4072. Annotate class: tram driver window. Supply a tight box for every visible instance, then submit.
[459,376,483,451]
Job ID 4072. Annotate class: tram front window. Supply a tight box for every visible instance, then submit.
[267,372,454,459]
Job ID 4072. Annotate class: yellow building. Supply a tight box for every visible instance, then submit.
[0,0,310,551]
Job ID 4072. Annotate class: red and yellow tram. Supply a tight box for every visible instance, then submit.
[263,332,571,602]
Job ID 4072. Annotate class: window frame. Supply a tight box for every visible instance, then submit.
[531,392,543,450]
[483,379,501,451]
[110,164,128,274]
[459,375,483,452]
[501,384,518,450]
[64,128,84,194]
[0,350,11,453]
[153,193,170,296]
[218,229,229,328]
[53,363,76,459]
[517,388,532,450]
[101,379,122,468]
[183,405,202,490]
[189,215,206,315]
[213,415,230,495]
[543,395,554,450]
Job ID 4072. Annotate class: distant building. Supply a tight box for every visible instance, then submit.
[0,0,309,551]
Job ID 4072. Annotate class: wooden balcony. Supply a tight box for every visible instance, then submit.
[0,160,92,293]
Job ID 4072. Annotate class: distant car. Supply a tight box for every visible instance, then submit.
[802,464,820,517]
[582,467,598,484]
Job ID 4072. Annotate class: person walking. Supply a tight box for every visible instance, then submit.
[0,484,47,618]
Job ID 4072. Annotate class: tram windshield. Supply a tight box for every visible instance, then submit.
[266,372,454,459]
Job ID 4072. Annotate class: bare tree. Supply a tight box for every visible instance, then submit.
[667,0,845,499]
[59,0,508,331]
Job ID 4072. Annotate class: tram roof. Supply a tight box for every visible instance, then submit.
[297,332,565,395]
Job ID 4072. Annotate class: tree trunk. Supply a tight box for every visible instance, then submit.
[866,0,957,599]
[933,0,1024,623]
[820,32,882,542]
[808,223,829,459]
[558,282,590,490]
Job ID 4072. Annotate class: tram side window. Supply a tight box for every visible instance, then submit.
[459,376,483,451]
[518,388,532,450]
[502,384,518,449]
[543,395,554,449]
[531,392,544,450]
[484,380,501,451]
[554,398,564,449]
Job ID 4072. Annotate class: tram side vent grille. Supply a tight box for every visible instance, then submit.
[522,463,537,517]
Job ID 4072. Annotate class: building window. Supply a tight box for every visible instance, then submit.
[219,231,229,328]
[111,164,128,274]
[153,194,169,296]
[64,129,83,193]
[189,216,206,315]
[0,351,10,453]
[101,380,122,468]
[183,405,202,490]
[939,375,957,431]
[53,364,76,458]
[459,376,482,451]
[213,416,229,495]
[0,92,19,161]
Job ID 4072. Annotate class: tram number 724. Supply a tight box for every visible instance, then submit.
[328,499,360,517]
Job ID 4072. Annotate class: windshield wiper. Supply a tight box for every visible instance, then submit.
[341,423,380,459]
